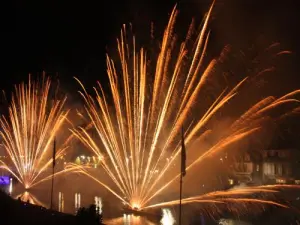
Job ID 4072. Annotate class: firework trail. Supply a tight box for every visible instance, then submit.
[71,1,300,209]
[144,185,288,209]
[144,185,300,218]
[0,75,71,189]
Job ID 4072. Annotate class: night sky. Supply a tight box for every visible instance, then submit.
[2,0,300,94]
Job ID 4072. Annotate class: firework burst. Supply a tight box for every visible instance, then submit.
[15,191,47,207]
[71,1,300,210]
[0,75,70,189]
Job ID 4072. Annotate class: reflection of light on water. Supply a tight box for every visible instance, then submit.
[219,219,252,225]
[104,209,175,225]
[105,214,155,225]
[161,208,175,225]
[219,219,233,225]
[104,208,175,225]
[124,214,131,225]
[124,214,142,225]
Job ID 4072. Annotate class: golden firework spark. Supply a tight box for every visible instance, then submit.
[0,75,70,189]
[143,185,300,218]
[15,191,47,208]
[71,1,300,209]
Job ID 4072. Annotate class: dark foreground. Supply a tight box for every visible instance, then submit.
[0,191,103,225]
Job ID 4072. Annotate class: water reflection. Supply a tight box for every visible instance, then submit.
[105,214,155,225]
[12,188,175,225]
[105,208,175,225]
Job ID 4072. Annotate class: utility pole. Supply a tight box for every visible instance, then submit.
[50,138,56,210]
[179,127,186,225]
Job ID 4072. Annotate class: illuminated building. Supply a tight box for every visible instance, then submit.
[74,155,102,168]
[232,149,300,185]
[0,176,12,194]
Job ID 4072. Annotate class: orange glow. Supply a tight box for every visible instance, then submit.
[70,0,300,212]
[0,74,78,189]
[131,203,141,210]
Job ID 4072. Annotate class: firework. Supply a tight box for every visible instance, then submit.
[144,185,300,218]
[15,191,46,207]
[71,1,300,210]
[144,185,286,209]
[0,75,70,189]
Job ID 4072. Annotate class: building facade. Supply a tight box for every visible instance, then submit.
[232,149,300,185]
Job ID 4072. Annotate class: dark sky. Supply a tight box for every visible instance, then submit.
[2,0,300,94]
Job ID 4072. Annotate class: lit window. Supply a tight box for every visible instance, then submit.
[276,179,286,184]
[256,164,260,172]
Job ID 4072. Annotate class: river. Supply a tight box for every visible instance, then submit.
[12,184,176,225]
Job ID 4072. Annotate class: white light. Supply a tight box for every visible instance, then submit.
[75,193,81,212]
[9,178,12,194]
[95,196,102,214]
[78,193,81,208]
[75,193,77,209]
[59,192,64,212]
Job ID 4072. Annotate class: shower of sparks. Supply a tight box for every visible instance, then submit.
[71,1,300,209]
[144,185,292,209]
[144,185,300,218]
[161,208,175,225]
[15,191,47,208]
[0,75,71,189]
